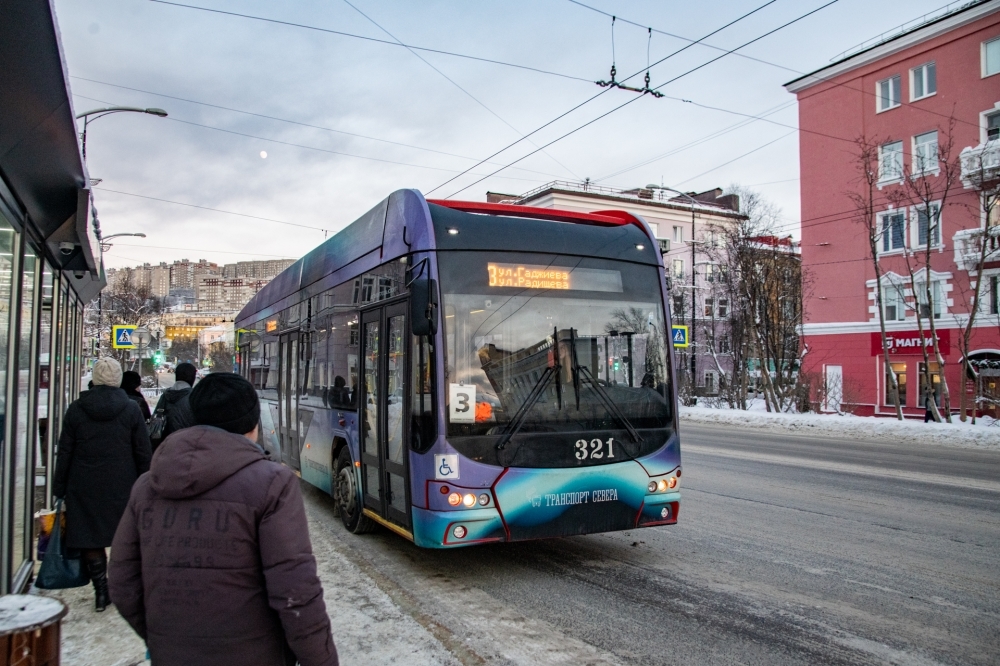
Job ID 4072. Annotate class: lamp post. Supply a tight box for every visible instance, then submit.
[76,106,168,161]
[96,233,147,358]
[648,185,700,401]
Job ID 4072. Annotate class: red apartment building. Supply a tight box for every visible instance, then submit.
[785,0,1000,417]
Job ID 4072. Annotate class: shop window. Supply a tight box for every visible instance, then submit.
[910,62,936,100]
[880,211,906,252]
[878,141,903,182]
[886,362,907,407]
[877,75,901,111]
[918,362,942,408]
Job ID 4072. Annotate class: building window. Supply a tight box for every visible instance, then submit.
[672,294,685,316]
[910,62,936,100]
[717,298,729,317]
[704,298,715,318]
[704,371,717,394]
[914,203,942,247]
[658,238,670,253]
[672,259,684,278]
[885,362,907,407]
[878,141,903,182]
[913,131,938,174]
[989,275,999,315]
[880,211,906,252]
[914,279,944,318]
[883,284,906,321]
[877,75,901,111]
[673,226,683,243]
[987,111,1000,142]
[984,36,1000,77]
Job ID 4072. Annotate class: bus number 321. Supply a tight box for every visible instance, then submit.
[575,438,615,460]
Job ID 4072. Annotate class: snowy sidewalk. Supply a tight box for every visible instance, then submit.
[680,405,999,450]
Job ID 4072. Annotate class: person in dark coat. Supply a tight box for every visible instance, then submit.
[121,370,151,421]
[109,373,338,666]
[54,357,152,612]
[150,362,196,450]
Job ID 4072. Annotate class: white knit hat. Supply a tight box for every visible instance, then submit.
[92,357,123,387]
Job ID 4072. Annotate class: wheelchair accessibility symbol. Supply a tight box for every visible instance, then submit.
[434,454,459,480]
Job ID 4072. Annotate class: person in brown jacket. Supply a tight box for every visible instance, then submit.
[109,373,338,666]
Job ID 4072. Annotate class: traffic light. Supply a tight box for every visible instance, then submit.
[152,350,164,365]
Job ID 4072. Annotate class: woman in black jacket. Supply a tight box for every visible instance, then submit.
[120,370,151,421]
[54,357,152,611]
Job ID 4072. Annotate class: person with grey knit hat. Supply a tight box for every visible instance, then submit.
[110,372,339,666]
[54,357,152,612]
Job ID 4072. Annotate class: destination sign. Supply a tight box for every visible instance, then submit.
[487,262,622,292]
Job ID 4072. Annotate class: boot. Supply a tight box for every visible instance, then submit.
[84,550,111,612]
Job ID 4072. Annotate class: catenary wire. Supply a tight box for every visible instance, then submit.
[442,1,839,199]
[147,0,592,82]
[339,0,580,180]
[426,0,784,197]
[675,131,798,186]
[112,243,294,258]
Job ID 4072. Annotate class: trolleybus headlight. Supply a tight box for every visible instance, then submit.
[448,492,462,506]
[647,481,657,493]
[660,507,670,519]
[657,479,668,492]
[667,477,678,489]
[462,493,476,507]
[453,525,467,539]
[478,493,490,506]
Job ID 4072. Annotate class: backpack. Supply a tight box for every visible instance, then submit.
[148,407,167,445]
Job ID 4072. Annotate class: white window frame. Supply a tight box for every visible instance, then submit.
[717,298,729,318]
[882,283,907,321]
[876,75,901,112]
[910,62,936,101]
[985,109,1000,144]
[914,279,945,319]
[673,226,683,243]
[704,297,715,318]
[672,258,684,278]
[911,202,943,249]
[912,130,939,176]
[878,209,906,254]
[878,141,903,184]
[983,36,1000,78]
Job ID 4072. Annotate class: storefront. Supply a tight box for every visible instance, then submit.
[0,3,106,593]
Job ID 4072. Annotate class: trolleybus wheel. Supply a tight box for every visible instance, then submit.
[336,447,376,534]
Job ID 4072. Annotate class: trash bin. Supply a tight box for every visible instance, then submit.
[0,594,67,665]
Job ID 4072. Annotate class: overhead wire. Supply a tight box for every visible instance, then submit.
[147,0,592,82]
[426,0,783,196]
[338,0,581,179]
[441,0,839,199]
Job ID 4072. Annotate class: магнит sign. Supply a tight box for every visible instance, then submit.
[870,329,951,356]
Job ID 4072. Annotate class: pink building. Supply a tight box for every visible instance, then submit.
[785,1,1000,417]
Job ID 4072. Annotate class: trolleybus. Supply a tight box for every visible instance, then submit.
[235,190,681,547]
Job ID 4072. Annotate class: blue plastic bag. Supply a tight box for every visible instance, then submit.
[34,499,90,589]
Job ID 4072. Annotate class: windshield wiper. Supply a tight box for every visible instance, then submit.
[496,327,562,451]
[567,328,642,444]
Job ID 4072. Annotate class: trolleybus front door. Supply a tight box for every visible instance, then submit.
[360,302,411,529]
[277,331,301,469]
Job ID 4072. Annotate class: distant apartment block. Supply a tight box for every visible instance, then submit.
[221,259,296,280]
[196,276,270,313]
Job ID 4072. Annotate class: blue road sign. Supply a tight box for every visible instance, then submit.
[671,325,689,348]
[112,325,137,349]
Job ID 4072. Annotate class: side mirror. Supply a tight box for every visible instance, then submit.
[410,278,438,336]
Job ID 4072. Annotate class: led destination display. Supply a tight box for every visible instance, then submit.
[487,262,623,292]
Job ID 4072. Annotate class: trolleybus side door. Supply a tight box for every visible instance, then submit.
[277,331,301,469]
[360,301,411,529]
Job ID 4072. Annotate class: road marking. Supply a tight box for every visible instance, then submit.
[683,444,1000,494]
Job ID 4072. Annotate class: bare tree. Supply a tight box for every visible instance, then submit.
[84,269,164,370]
[888,119,961,423]
[846,135,904,420]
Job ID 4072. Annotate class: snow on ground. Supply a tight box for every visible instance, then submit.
[680,403,999,450]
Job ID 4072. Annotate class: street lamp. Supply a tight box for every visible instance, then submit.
[97,232,148,359]
[647,185,700,401]
[76,106,168,160]
[100,232,147,252]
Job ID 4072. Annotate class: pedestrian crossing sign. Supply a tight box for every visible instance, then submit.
[112,325,137,349]
[671,325,689,348]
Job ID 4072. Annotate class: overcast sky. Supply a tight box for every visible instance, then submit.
[54,0,955,270]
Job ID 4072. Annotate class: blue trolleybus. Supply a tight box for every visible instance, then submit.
[235,190,681,547]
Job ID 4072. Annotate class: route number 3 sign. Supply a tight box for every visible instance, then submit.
[449,383,476,423]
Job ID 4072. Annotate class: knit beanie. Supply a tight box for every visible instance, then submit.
[92,357,123,387]
[189,372,260,435]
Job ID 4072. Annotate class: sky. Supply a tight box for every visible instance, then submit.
[53,0,960,270]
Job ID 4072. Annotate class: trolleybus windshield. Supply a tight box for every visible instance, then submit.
[438,251,673,467]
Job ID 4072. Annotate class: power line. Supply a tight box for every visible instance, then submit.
[338,0,580,180]
[94,187,334,233]
[71,75,567,178]
[148,0,592,82]
[675,131,797,186]
[113,243,294,258]
[426,0,783,197]
[442,1,840,199]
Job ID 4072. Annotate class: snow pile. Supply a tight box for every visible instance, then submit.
[680,405,999,450]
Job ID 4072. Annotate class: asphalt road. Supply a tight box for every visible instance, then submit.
[302,422,1000,666]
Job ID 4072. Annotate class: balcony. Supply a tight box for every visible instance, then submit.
[952,226,1000,271]
[960,141,1000,190]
